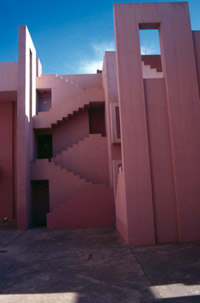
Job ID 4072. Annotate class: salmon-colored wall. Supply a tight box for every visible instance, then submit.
[52,110,89,156]
[114,2,200,244]
[144,79,178,243]
[0,102,14,219]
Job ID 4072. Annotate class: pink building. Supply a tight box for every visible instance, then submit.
[1,2,200,245]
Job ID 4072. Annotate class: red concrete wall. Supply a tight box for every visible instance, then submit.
[0,102,14,219]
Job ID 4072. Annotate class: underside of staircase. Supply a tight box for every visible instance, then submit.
[47,184,115,229]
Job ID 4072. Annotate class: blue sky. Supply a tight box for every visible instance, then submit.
[0,0,199,74]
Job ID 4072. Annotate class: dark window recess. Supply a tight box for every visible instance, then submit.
[38,135,52,159]
[115,106,121,139]
[37,89,51,113]
[31,180,49,227]
[89,103,106,136]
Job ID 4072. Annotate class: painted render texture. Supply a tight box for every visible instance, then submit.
[0,2,200,245]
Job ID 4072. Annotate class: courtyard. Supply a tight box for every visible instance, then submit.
[0,227,200,302]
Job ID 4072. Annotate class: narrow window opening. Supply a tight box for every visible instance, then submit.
[139,26,163,76]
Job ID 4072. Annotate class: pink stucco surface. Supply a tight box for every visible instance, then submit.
[59,74,102,89]
[115,169,128,244]
[36,74,82,107]
[0,62,18,91]
[144,79,178,243]
[114,3,156,245]
[114,2,200,244]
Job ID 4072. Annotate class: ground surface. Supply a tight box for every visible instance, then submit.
[0,227,200,302]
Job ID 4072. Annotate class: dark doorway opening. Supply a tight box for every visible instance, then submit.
[37,134,52,159]
[31,180,49,227]
[89,102,106,136]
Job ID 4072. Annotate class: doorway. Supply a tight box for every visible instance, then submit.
[31,180,49,227]
[37,134,52,159]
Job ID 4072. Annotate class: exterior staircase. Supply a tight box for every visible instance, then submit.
[33,86,104,129]
[52,134,109,184]
[142,61,163,78]
[31,159,92,212]
[32,75,114,229]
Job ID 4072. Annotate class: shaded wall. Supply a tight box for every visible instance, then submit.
[0,103,14,219]
[192,31,200,95]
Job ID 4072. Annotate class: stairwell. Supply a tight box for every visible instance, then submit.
[31,78,114,229]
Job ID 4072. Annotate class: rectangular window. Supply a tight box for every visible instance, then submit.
[110,103,121,144]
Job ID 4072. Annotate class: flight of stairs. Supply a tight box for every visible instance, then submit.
[31,159,93,212]
[34,86,104,129]
[52,134,109,184]
[142,61,163,78]
[31,76,114,228]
